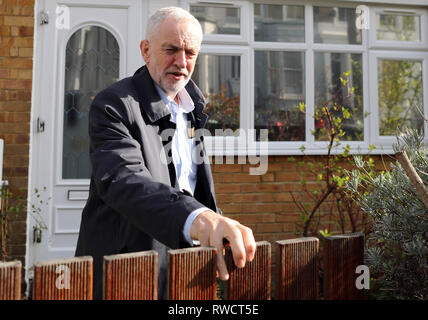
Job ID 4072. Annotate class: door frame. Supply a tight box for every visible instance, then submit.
[26,0,146,295]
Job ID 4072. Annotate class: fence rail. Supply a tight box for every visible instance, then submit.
[0,233,365,300]
[33,256,93,300]
[168,246,217,300]
[323,233,365,300]
[225,241,271,300]
[0,260,21,300]
[276,237,319,300]
[104,250,158,300]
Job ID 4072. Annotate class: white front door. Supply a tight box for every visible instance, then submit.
[28,0,145,274]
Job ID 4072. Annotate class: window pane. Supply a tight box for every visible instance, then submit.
[254,51,305,141]
[63,26,119,179]
[376,14,421,42]
[190,5,240,35]
[378,59,423,136]
[192,54,240,135]
[314,7,362,44]
[254,4,304,42]
[314,53,363,141]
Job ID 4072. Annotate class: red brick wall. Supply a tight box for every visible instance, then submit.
[212,154,393,296]
[214,156,332,242]
[0,0,396,299]
[213,155,393,242]
[0,0,389,254]
[0,0,34,264]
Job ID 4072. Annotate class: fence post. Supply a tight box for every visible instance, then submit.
[276,237,319,300]
[168,247,217,300]
[0,260,22,300]
[32,256,93,300]
[224,241,271,300]
[323,233,365,300]
[103,250,158,300]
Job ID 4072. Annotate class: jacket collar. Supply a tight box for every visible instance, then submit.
[131,65,208,129]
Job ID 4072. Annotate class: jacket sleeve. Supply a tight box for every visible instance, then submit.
[88,89,206,249]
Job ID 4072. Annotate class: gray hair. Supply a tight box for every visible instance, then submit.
[146,7,203,41]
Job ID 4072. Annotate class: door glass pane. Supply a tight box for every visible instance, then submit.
[314,52,363,141]
[63,26,119,179]
[378,59,423,136]
[314,7,362,44]
[376,14,421,42]
[254,51,305,141]
[254,4,304,42]
[190,5,240,35]
[192,54,240,135]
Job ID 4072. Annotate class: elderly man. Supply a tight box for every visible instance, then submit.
[75,7,256,299]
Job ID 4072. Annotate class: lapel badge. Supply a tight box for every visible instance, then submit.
[187,126,195,139]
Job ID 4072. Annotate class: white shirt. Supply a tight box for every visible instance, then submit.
[154,84,213,245]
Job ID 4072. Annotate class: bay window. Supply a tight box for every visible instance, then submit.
[186,0,428,155]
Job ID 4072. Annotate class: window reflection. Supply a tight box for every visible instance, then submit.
[314,53,363,141]
[377,14,421,41]
[314,7,362,44]
[254,4,304,42]
[190,5,240,35]
[192,54,241,135]
[378,59,423,136]
[254,51,305,141]
[63,26,119,179]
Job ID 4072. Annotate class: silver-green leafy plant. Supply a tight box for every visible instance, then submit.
[345,128,428,299]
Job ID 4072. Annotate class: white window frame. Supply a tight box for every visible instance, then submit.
[56,22,125,186]
[186,0,250,44]
[306,3,369,155]
[250,2,309,155]
[184,0,428,155]
[196,45,251,156]
[369,50,428,150]
[369,6,428,50]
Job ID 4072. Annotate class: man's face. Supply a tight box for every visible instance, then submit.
[140,17,202,99]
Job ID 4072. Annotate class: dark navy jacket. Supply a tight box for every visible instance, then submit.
[75,66,219,299]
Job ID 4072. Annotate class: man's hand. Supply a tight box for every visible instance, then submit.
[190,210,256,280]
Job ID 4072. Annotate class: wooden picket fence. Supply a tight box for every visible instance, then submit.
[0,233,365,300]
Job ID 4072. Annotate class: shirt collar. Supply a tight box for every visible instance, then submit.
[153,83,195,114]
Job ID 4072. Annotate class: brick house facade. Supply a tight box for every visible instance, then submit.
[0,0,426,297]
[0,0,34,266]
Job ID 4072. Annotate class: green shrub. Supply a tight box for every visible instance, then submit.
[345,129,428,299]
